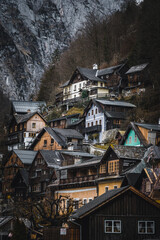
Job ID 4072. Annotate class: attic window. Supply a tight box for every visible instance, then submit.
[44,140,47,146]
[51,139,54,145]
[32,123,36,128]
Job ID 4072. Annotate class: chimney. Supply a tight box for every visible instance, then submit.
[93,64,98,70]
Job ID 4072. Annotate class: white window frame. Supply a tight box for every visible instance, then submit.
[83,198,87,205]
[105,186,109,193]
[104,220,121,234]
[138,221,155,234]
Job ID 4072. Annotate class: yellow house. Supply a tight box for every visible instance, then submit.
[49,145,146,211]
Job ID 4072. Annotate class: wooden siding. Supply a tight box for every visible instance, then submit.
[80,190,160,240]
[33,131,62,151]
[26,114,45,132]
[44,227,80,240]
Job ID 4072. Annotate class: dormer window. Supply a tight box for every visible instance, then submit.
[32,123,36,128]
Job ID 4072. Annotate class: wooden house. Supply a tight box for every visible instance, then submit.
[48,114,80,129]
[123,63,149,96]
[49,145,145,211]
[7,112,46,151]
[83,99,136,143]
[29,127,83,151]
[71,186,160,240]
[11,168,29,200]
[2,150,37,197]
[29,150,62,199]
[61,67,109,108]
[121,146,160,203]
[120,122,160,147]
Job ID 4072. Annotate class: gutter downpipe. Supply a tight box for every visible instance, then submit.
[70,220,82,240]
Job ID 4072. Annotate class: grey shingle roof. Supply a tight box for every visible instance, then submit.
[60,151,95,158]
[60,80,70,88]
[53,128,83,140]
[113,145,146,160]
[40,150,62,167]
[13,150,37,165]
[48,113,80,123]
[135,122,160,132]
[97,64,123,76]
[105,111,125,119]
[12,101,46,114]
[125,63,148,74]
[0,216,14,227]
[77,67,105,82]
[96,99,136,108]
[71,186,128,219]
[45,127,67,148]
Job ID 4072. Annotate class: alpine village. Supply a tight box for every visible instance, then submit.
[0,0,160,240]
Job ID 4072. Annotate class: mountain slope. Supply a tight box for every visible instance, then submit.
[0,0,124,100]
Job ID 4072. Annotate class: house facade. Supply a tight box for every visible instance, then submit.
[2,150,36,197]
[48,114,80,129]
[7,112,46,151]
[84,99,136,143]
[120,122,160,147]
[49,145,145,212]
[30,127,83,151]
[71,186,160,240]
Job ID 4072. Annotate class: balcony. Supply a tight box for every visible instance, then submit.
[60,174,98,185]
[84,125,102,134]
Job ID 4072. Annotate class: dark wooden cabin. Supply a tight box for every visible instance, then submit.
[71,186,160,240]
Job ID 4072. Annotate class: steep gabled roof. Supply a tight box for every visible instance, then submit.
[71,186,160,219]
[96,99,136,108]
[120,122,149,147]
[30,127,83,149]
[96,64,123,76]
[13,150,37,165]
[125,63,149,74]
[102,145,146,162]
[39,150,62,168]
[12,101,46,114]
[14,111,46,124]
[135,122,160,132]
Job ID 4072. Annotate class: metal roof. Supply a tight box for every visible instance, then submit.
[135,122,160,131]
[105,111,125,119]
[97,64,123,76]
[40,150,62,168]
[14,112,45,124]
[125,63,148,74]
[77,67,105,82]
[13,150,37,165]
[60,151,95,158]
[96,99,136,108]
[53,128,83,139]
[12,101,46,113]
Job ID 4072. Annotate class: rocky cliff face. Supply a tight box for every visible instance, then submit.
[0,0,123,100]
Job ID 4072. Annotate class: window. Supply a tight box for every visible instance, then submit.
[96,120,98,125]
[79,83,81,89]
[91,122,93,126]
[105,220,121,233]
[88,112,90,116]
[20,124,23,130]
[95,108,98,114]
[114,186,118,189]
[108,160,119,174]
[23,133,26,138]
[100,82,103,87]
[74,200,79,209]
[88,122,90,127]
[129,136,132,144]
[138,221,155,234]
[99,119,102,125]
[146,181,151,193]
[99,164,106,174]
[44,140,47,146]
[51,138,54,145]
[32,123,36,128]
[83,199,87,205]
[74,85,76,91]
[134,134,137,142]
[92,110,94,115]
[105,186,109,193]
[88,198,92,203]
[15,125,17,131]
